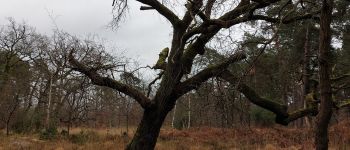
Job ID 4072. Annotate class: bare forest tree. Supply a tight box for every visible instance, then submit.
[0,0,349,149]
[0,20,133,135]
[68,0,350,149]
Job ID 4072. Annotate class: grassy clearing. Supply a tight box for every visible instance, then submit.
[0,122,349,150]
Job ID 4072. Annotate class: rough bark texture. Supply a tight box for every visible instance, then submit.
[126,107,169,150]
[315,0,333,149]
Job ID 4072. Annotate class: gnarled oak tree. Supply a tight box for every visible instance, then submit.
[69,0,349,149]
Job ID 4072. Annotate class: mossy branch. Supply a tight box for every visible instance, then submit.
[219,70,322,126]
[276,107,318,125]
[152,47,169,70]
[337,99,350,108]
[238,84,288,116]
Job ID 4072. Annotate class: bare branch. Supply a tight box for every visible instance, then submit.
[136,0,182,26]
[147,71,164,97]
[68,50,153,109]
[111,0,128,28]
[204,0,216,18]
[175,51,246,98]
[140,6,154,10]
[179,1,279,73]
[250,12,320,24]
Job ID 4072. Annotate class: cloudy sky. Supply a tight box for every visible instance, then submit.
[0,0,173,66]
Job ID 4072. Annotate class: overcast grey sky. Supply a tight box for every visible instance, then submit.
[0,0,172,66]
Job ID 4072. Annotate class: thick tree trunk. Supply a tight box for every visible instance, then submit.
[126,28,185,150]
[126,107,169,150]
[315,0,333,150]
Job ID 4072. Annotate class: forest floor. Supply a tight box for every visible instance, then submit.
[0,121,349,150]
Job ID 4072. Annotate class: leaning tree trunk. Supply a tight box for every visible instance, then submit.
[315,0,333,150]
[126,107,169,150]
[125,28,186,150]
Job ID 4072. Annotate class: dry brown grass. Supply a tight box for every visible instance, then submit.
[157,127,314,150]
[0,122,349,150]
